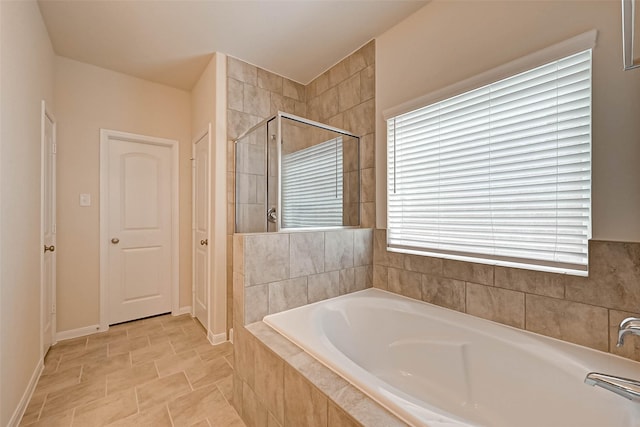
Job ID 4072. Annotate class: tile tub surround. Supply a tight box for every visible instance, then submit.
[233,228,373,325]
[233,321,406,427]
[373,228,640,362]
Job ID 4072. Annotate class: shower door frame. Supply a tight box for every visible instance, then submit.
[234,111,361,232]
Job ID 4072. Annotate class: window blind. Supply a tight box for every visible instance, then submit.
[282,137,343,228]
[387,50,592,272]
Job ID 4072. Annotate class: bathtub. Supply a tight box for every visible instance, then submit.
[264,288,640,427]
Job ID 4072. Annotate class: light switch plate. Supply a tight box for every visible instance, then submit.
[79,193,91,207]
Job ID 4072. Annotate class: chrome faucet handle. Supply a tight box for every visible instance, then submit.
[617,317,640,347]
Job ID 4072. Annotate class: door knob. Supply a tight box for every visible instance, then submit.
[44,245,55,253]
[200,239,208,246]
[111,238,120,244]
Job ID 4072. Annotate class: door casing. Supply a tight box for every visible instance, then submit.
[40,100,57,356]
[99,129,180,330]
[192,125,211,331]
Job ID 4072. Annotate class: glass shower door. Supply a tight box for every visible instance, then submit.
[267,119,278,232]
[235,120,268,233]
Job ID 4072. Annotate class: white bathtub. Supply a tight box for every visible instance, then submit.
[264,288,640,427]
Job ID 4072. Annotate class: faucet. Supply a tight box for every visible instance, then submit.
[584,373,640,402]
[617,317,640,347]
[583,318,640,401]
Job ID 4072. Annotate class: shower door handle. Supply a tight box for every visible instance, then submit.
[267,207,277,224]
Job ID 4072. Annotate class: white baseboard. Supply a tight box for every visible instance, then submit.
[8,358,44,427]
[208,330,228,346]
[55,324,103,342]
[174,306,192,316]
[229,328,234,344]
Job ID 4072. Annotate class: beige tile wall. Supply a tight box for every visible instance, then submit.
[227,57,307,330]
[373,229,640,362]
[233,229,373,326]
[227,41,376,332]
[306,41,376,228]
[233,322,406,427]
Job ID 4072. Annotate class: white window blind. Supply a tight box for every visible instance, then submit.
[387,50,592,273]
[282,137,343,228]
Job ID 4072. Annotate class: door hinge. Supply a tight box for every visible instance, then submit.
[52,143,57,154]
[51,304,56,314]
[53,224,57,234]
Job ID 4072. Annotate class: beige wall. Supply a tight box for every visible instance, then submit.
[0,1,55,424]
[372,0,640,360]
[376,0,640,242]
[54,56,192,332]
[191,53,228,338]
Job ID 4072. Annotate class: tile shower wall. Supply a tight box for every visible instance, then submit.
[232,228,377,427]
[233,228,373,326]
[227,57,307,329]
[227,41,376,332]
[306,41,376,228]
[373,229,640,362]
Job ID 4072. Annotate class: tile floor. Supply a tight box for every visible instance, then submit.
[20,314,245,426]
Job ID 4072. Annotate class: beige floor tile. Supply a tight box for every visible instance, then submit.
[72,388,138,426]
[40,377,106,418]
[50,337,88,354]
[131,340,174,365]
[81,353,132,382]
[57,345,109,370]
[23,409,73,427]
[42,352,62,376]
[136,372,192,411]
[195,342,233,363]
[169,333,204,354]
[107,361,158,395]
[160,314,194,328]
[207,403,245,427]
[167,384,226,426]
[21,315,242,427]
[185,357,233,390]
[108,335,150,357]
[183,321,207,336]
[225,353,234,369]
[215,375,233,402]
[154,349,202,378]
[19,393,45,425]
[126,322,163,339]
[33,365,81,398]
[87,329,129,348]
[108,404,173,427]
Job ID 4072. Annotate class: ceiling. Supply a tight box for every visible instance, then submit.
[38,0,428,91]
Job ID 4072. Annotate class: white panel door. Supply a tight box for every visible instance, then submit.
[42,103,56,354]
[107,138,172,324]
[193,131,210,328]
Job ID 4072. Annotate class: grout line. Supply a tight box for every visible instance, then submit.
[166,403,176,427]
[36,393,48,421]
[69,407,77,427]
[133,383,141,416]
[523,293,527,330]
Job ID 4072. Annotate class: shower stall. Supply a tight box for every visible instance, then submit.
[235,112,360,233]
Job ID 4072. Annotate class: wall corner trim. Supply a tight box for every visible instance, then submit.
[7,359,44,427]
[174,306,193,316]
[55,324,104,342]
[208,330,228,346]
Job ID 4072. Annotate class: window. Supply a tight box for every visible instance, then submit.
[387,49,592,274]
[282,137,343,228]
